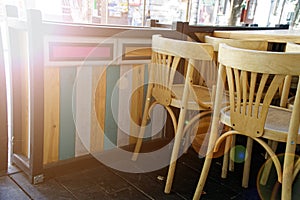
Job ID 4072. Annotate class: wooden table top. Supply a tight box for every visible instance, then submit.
[213,29,300,43]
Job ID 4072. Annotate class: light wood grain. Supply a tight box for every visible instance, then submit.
[75,67,92,157]
[0,34,8,171]
[204,35,268,52]
[21,60,29,158]
[130,64,145,144]
[124,47,152,59]
[43,67,60,164]
[117,65,132,147]
[213,30,300,43]
[91,67,106,153]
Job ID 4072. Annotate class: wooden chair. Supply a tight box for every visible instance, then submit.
[282,42,300,186]
[204,35,269,63]
[286,42,300,108]
[204,35,270,186]
[131,34,215,193]
[255,41,300,188]
[194,43,300,200]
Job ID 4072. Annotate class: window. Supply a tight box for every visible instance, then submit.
[4,0,298,28]
[33,0,188,26]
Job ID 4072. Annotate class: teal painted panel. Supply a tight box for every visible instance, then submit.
[59,67,77,160]
[104,66,120,150]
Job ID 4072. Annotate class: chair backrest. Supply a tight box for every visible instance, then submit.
[284,42,300,108]
[204,35,269,61]
[218,43,300,138]
[150,34,214,106]
[205,35,270,94]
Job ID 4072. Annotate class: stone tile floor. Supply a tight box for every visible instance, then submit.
[0,141,285,200]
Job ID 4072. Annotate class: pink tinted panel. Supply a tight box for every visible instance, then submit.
[51,45,112,60]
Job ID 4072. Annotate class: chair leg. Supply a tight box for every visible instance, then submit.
[265,140,273,159]
[164,120,185,193]
[260,141,278,185]
[193,152,214,200]
[183,124,192,154]
[193,118,221,199]
[242,137,253,188]
[259,157,273,186]
[282,142,296,200]
[165,92,191,193]
[182,111,210,154]
[293,157,300,181]
[132,98,152,161]
[221,136,231,178]
[282,162,294,200]
[229,134,236,172]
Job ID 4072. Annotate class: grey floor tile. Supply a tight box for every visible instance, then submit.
[56,166,149,200]
[10,172,75,200]
[114,170,183,200]
[0,176,30,200]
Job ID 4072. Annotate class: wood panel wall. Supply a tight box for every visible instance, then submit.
[42,35,154,164]
[0,30,8,172]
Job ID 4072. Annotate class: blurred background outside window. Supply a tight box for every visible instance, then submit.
[0,0,300,28]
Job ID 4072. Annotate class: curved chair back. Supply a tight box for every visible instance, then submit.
[218,44,297,136]
[204,35,269,61]
[150,34,215,107]
[284,42,300,108]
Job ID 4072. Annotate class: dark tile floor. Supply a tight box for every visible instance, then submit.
[0,141,282,200]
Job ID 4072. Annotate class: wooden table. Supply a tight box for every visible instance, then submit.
[213,29,300,43]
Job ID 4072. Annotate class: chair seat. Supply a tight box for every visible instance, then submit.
[220,105,300,143]
[171,84,212,110]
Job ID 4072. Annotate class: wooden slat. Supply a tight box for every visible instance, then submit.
[27,10,45,183]
[122,45,151,60]
[117,65,132,147]
[104,66,120,149]
[43,67,60,164]
[91,67,106,153]
[75,67,92,157]
[21,59,29,158]
[129,64,145,144]
[9,28,28,157]
[233,69,241,114]
[0,30,8,171]
[10,47,22,156]
[143,64,157,140]
[59,67,76,160]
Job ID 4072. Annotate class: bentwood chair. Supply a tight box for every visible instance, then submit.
[194,43,300,200]
[204,35,268,63]
[281,42,300,187]
[257,41,300,187]
[131,34,215,192]
[204,35,269,186]
[286,42,300,108]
